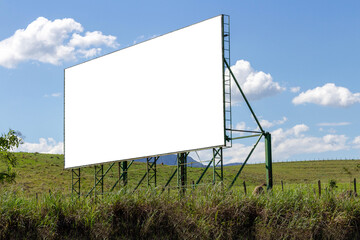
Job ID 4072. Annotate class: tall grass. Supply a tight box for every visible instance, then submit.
[1,185,360,239]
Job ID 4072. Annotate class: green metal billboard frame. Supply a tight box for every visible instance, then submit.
[70,14,273,198]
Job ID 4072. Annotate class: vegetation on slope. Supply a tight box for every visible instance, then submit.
[1,153,360,239]
[1,185,360,239]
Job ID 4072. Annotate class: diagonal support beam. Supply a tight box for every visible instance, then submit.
[161,167,178,194]
[110,160,134,192]
[195,159,212,186]
[133,157,159,191]
[228,133,263,190]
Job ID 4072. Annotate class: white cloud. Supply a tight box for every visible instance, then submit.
[69,31,118,48]
[223,124,350,164]
[0,17,119,68]
[132,35,145,44]
[76,48,102,58]
[16,138,63,154]
[229,60,285,101]
[290,87,301,93]
[353,136,360,149]
[224,142,265,164]
[292,83,360,107]
[235,121,247,130]
[317,122,351,127]
[273,133,349,160]
[260,116,287,128]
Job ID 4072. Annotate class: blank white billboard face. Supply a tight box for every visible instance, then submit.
[65,15,224,168]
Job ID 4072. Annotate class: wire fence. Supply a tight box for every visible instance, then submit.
[247,157,360,165]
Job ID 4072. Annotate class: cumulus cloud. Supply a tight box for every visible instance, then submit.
[273,132,349,160]
[224,142,265,165]
[69,31,118,48]
[353,136,360,149]
[16,138,63,154]
[0,17,119,68]
[260,117,287,128]
[229,60,285,101]
[290,87,301,93]
[292,83,360,107]
[235,121,247,130]
[223,124,350,164]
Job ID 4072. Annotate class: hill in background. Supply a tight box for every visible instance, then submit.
[136,154,205,167]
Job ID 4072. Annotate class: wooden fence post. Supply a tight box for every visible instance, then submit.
[318,180,321,198]
[354,178,357,195]
[281,180,284,191]
[243,181,247,196]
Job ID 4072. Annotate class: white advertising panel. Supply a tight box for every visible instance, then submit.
[64,15,224,168]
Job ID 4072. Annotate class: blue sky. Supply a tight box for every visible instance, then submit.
[1,0,359,163]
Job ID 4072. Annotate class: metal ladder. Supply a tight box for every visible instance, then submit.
[223,14,232,148]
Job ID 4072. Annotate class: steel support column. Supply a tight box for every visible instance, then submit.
[120,161,128,186]
[71,168,80,198]
[110,160,134,192]
[265,132,273,190]
[177,152,188,195]
[147,157,159,187]
[213,147,223,184]
[94,165,104,198]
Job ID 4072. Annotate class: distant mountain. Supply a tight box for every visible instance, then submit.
[135,154,205,168]
[224,162,243,167]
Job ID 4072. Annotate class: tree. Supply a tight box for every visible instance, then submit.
[0,129,23,183]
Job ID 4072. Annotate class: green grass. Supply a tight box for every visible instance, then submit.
[1,184,360,239]
[1,153,360,239]
[1,152,360,197]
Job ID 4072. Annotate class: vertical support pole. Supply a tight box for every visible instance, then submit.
[212,149,216,185]
[118,162,121,188]
[94,166,97,199]
[147,157,151,187]
[71,168,80,198]
[212,147,224,184]
[177,152,188,196]
[94,165,104,199]
[243,181,247,195]
[354,178,357,195]
[122,161,128,186]
[147,157,158,188]
[154,159,157,187]
[118,161,128,188]
[265,132,273,190]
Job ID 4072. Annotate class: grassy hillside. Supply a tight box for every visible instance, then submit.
[1,152,359,196]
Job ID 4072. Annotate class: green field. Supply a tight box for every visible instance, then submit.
[1,152,360,196]
[1,153,360,239]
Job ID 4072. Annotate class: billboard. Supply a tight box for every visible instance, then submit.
[64,15,225,168]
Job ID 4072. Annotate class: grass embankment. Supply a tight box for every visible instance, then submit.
[1,185,360,239]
